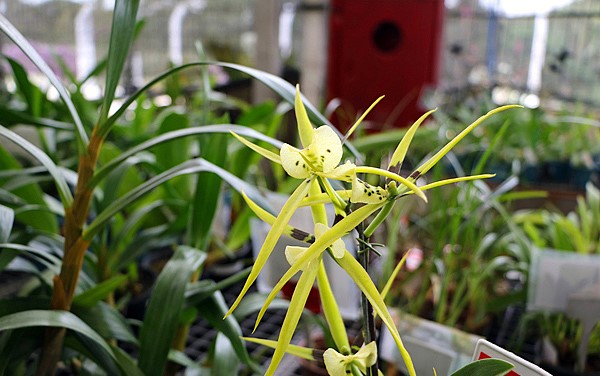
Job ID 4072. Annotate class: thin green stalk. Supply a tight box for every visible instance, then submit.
[357,223,378,376]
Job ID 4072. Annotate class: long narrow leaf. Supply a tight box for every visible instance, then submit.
[0,310,116,363]
[98,0,141,126]
[195,291,258,373]
[0,124,73,207]
[73,275,128,308]
[0,205,14,243]
[85,158,272,239]
[0,13,88,150]
[137,246,205,376]
[91,125,283,187]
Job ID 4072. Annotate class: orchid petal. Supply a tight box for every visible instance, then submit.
[230,131,282,164]
[321,161,356,182]
[254,203,384,329]
[308,125,343,173]
[295,85,314,148]
[388,108,436,171]
[225,177,313,317]
[285,246,311,270]
[315,222,345,259]
[351,176,390,204]
[264,260,319,376]
[323,348,348,375]
[281,144,311,179]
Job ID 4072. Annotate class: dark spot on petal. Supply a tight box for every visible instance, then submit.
[327,149,331,153]
[410,170,421,180]
[295,161,299,166]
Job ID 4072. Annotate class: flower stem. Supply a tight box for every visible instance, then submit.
[357,222,378,376]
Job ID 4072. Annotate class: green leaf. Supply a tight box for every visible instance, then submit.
[0,13,88,150]
[450,358,514,376]
[65,333,122,376]
[73,274,128,308]
[0,124,73,207]
[98,0,141,126]
[137,246,205,376]
[0,205,14,243]
[211,333,241,376]
[85,158,271,240]
[72,301,138,344]
[0,310,117,363]
[91,125,283,187]
[195,291,258,373]
[189,132,228,249]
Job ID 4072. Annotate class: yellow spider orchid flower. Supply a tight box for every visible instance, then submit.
[323,341,378,375]
[280,125,355,181]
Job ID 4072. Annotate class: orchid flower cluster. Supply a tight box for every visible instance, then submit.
[224,86,519,376]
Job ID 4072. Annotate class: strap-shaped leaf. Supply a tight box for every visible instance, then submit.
[195,291,259,373]
[0,14,88,150]
[335,251,416,376]
[225,177,313,317]
[0,310,116,364]
[85,158,271,240]
[0,124,73,207]
[91,125,283,187]
[0,205,14,243]
[73,275,128,308]
[98,0,141,126]
[254,203,384,328]
[137,246,205,376]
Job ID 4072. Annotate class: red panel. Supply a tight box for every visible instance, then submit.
[327,0,444,130]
